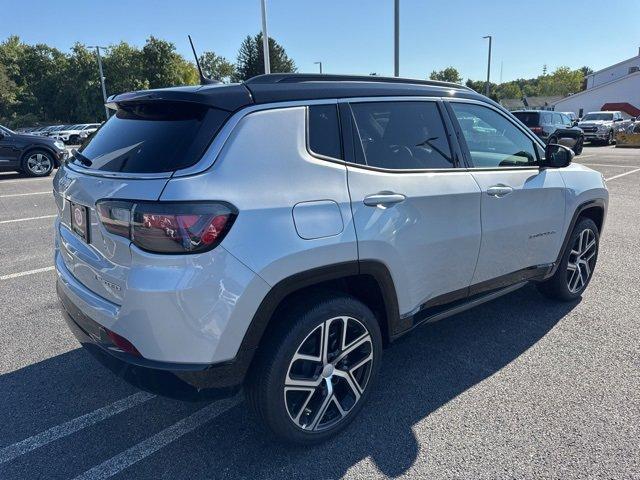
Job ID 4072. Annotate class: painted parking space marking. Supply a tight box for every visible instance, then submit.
[0,214,56,225]
[0,392,155,465]
[0,266,54,281]
[605,167,640,182]
[0,191,51,198]
[72,396,242,480]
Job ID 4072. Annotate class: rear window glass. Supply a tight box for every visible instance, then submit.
[72,102,229,173]
[308,105,342,159]
[512,112,539,127]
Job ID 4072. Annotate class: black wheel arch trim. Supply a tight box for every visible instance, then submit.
[548,198,606,277]
[239,260,401,358]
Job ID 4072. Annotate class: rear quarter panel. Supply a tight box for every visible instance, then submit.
[558,163,609,233]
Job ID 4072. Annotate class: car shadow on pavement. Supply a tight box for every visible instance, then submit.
[0,285,579,479]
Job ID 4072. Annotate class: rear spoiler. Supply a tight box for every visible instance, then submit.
[106,84,253,113]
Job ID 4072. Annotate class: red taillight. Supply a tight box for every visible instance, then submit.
[105,328,141,357]
[530,126,544,135]
[96,200,237,254]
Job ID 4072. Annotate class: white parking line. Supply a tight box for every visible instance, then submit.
[581,163,639,168]
[0,191,51,198]
[605,167,640,182]
[0,177,53,184]
[0,392,155,465]
[0,214,56,225]
[72,396,242,480]
[0,266,55,280]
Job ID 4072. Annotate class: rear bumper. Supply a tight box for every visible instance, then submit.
[58,279,252,394]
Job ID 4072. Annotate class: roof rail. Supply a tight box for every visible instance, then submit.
[244,73,471,91]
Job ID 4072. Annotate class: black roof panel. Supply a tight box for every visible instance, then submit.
[107,74,489,112]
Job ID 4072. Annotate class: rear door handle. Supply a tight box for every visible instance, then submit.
[486,185,514,198]
[363,192,406,207]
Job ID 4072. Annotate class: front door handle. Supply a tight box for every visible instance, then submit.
[363,192,406,207]
[486,184,514,198]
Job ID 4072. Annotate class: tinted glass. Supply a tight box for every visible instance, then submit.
[73,102,229,173]
[308,105,342,159]
[350,101,453,170]
[582,113,613,121]
[451,103,538,167]
[512,112,539,127]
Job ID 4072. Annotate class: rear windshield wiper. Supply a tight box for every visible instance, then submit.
[72,150,93,167]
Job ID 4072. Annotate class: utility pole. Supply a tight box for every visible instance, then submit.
[483,35,492,96]
[89,46,109,120]
[314,61,323,74]
[260,0,271,74]
[394,0,400,77]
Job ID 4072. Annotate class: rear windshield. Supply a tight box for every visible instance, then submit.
[72,102,229,173]
[512,112,539,127]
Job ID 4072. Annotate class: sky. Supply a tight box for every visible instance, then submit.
[3,0,640,83]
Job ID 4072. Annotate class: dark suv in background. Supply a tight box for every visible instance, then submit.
[0,125,67,176]
[513,110,584,155]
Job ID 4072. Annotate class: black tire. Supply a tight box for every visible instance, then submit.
[21,149,54,177]
[537,217,599,301]
[69,135,80,145]
[246,293,382,445]
[573,137,584,155]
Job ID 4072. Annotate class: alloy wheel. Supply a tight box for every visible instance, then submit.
[284,316,374,432]
[567,228,597,293]
[26,153,52,175]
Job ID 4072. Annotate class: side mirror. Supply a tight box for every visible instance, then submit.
[572,121,579,127]
[543,143,574,168]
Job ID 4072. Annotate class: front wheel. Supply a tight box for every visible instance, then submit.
[21,150,54,177]
[537,217,599,301]
[607,130,614,145]
[246,294,382,444]
[573,137,584,155]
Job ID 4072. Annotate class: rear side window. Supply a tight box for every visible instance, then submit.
[72,102,229,173]
[350,101,454,170]
[308,105,342,159]
[513,112,540,127]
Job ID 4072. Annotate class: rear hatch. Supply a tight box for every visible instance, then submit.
[53,99,234,305]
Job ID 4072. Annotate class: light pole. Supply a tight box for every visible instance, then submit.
[314,61,323,74]
[89,46,109,120]
[260,0,271,74]
[482,35,492,97]
[394,0,400,77]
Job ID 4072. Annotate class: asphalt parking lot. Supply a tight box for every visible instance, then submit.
[0,144,639,479]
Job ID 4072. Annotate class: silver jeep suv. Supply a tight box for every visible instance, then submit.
[54,74,608,444]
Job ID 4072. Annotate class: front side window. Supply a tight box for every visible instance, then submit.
[308,104,342,159]
[350,101,454,170]
[450,102,538,168]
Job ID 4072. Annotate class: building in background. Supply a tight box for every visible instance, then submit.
[553,49,640,118]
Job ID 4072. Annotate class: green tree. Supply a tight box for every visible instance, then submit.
[103,42,148,95]
[199,51,235,81]
[537,66,583,96]
[141,36,197,89]
[234,33,296,81]
[429,67,462,83]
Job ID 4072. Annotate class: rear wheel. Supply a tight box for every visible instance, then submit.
[537,217,599,301]
[246,294,382,444]
[21,150,54,177]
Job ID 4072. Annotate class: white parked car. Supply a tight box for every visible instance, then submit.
[52,123,101,144]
